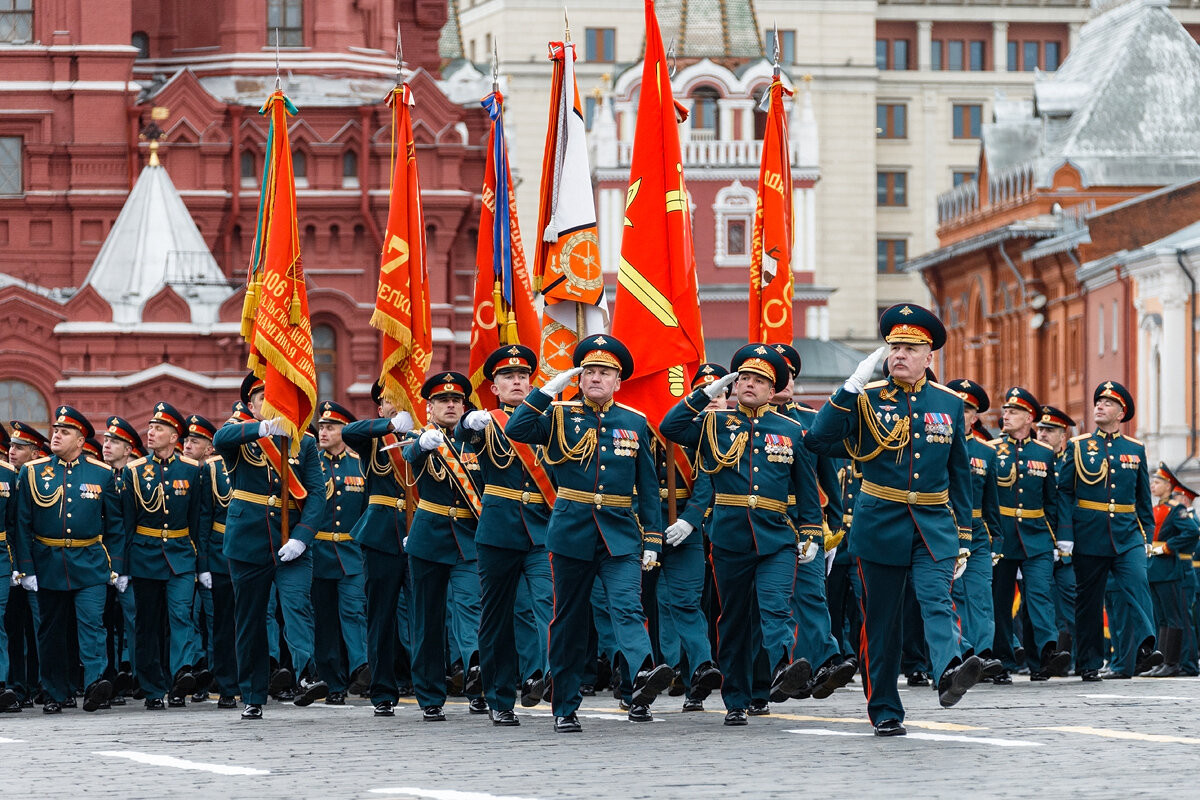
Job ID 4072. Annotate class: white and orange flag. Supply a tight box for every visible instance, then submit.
[748,67,795,343]
[371,83,432,425]
[533,37,608,382]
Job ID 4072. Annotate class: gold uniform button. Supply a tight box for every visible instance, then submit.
[906,491,918,503]
[914,433,921,439]
[913,473,919,479]
[521,491,531,503]
[748,495,759,508]
[914,453,920,459]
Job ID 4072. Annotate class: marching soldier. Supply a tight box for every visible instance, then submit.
[771,343,856,701]
[402,371,485,721]
[826,461,863,666]
[808,304,982,736]
[0,427,17,710]
[1142,463,1198,677]
[457,345,554,726]
[122,402,210,708]
[946,380,1002,675]
[312,401,369,705]
[6,421,49,709]
[989,388,1070,682]
[656,365,724,712]
[182,414,239,708]
[508,334,675,731]
[1057,381,1160,681]
[101,416,144,702]
[212,374,327,719]
[1037,405,1078,672]
[13,406,123,713]
[341,383,414,717]
[661,343,824,726]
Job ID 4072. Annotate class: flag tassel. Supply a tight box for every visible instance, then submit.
[289,286,302,325]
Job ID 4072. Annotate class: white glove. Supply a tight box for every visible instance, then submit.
[278,539,307,562]
[844,345,889,395]
[1057,540,1074,557]
[641,549,659,570]
[824,546,838,577]
[258,417,286,437]
[665,519,694,547]
[1015,568,1023,581]
[703,371,739,400]
[402,536,409,549]
[991,552,1002,566]
[540,366,583,397]
[1145,542,1154,558]
[797,538,820,564]
[418,429,444,451]
[9,571,18,587]
[463,410,492,431]
[953,547,970,580]
[390,411,414,434]
[115,575,130,593]
[198,572,213,590]
[19,575,37,592]
[1053,548,1060,563]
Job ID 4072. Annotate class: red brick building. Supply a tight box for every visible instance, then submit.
[0,0,488,429]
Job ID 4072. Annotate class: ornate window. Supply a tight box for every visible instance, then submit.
[342,151,358,189]
[0,136,20,195]
[712,181,756,268]
[0,380,48,431]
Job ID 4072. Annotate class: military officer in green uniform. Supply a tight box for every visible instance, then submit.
[0,429,18,710]
[808,304,983,736]
[1141,463,1198,677]
[1057,381,1161,681]
[989,388,1070,682]
[1036,405,1077,671]
[341,383,414,717]
[13,406,123,713]
[946,380,1002,676]
[122,402,210,708]
[6,421,49,709]
[181,414,239,708]
[402,371,485,721]
[312,401,369,705]
[508,334,675,732]
[213,374,328,719]
[770,343,856,701]
[102,416,143,701]
[661,344,824,726]
[457,345,555,726]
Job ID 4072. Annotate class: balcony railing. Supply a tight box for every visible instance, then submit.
[615,139,807,168]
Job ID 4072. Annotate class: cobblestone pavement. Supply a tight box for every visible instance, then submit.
[4,675,1197,798]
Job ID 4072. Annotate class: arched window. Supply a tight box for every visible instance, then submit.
[313,324,336,401]
[240,151,257,188]
[691,86,721,140]
[131,31,150,59]
[0,380,49,432]
[292,150,308,188]
[342,151,359,188]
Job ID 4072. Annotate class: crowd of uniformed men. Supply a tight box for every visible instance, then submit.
[2,303,1198,735]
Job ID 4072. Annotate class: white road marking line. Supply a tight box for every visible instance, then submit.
[785,729,1040,747]
[1079,694,1192,701]
[0,738,23,743]
[522,711,664,722]
[94,750,270,776]
[369,789,540,800]
[1032,726,1200,745]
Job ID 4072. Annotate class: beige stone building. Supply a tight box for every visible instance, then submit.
[447,0,1200,347]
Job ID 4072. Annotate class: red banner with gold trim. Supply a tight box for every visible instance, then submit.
[749,74,795,343]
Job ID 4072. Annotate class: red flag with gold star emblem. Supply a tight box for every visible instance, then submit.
[748,71,795,343]
[370,83,431,425]
[609,0,704,428]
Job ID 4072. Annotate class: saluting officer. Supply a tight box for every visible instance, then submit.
[989,388,1070,683]
[946,380,1002,676]
[1057,381,1161,681]
[341,383,414,717]
[13,406,124,713]
[123,402,210,708]
[402,371,485,721]
[770,343,856,702]
[661,344,824,726]
[182,414,239,708]
[507,334,674,732]
[808,304,982,736]
[457,345,554,726]
[213,374,328,719]
[312,401,369,705]
[1145,463,1200,677]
